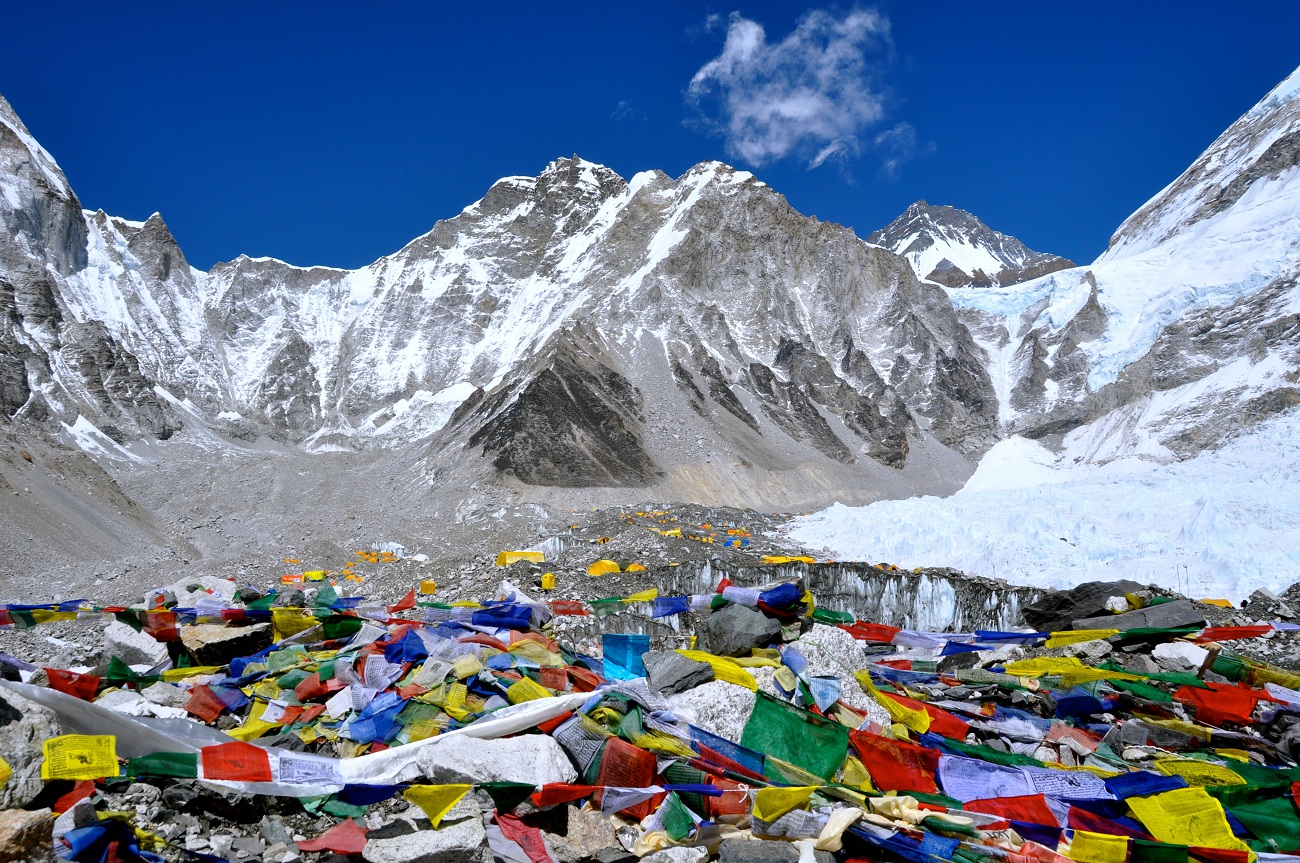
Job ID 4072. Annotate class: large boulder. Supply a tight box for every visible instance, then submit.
[1073,599,1205,632]
[104,620,169,666]
[1021,580,1146,631]
[416,733,577,787]
[701,603,781,658]
[642,650,713,696]
[0,808,55,863]
[180,622,273,666]
[0,687,61,808]
[362,808,488,863]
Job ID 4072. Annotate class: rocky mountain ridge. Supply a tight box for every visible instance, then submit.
[2,63,1300,580]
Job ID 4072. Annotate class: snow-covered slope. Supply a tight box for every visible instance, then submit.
[793,65,1300,598]
[787,408,1300,602]
[868,201,1073,288]
[948,66,1300,461]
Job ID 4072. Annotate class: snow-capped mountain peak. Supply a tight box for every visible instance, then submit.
[868,200,1073,288]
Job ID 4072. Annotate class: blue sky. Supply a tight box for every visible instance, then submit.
[3,3,1299,270]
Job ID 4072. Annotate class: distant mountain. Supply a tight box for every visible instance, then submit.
[868,201,1073,288]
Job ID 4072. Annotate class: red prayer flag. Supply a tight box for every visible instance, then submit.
[840,622,901,643]
[566,666,603,692]
[497,813,554,863]
[185,685,228,723]
[967,794,1058,827]
[54,780,98,814]
[298,818,369,854]
[142,610,180,642]
[387,589,416,613]
[46,668,100,701]
[596,738,661,820]
[1174,681,1262,726]
[849,730,940,793]
[536,711,573,734]
[530,784,596,808]
[706,777,751,818]
[547,600,589,616]
[201,741,272,782]
[1194,625,1273,643]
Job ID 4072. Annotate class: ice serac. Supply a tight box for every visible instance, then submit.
[948,65,1300,462]
[868,201,1074,289]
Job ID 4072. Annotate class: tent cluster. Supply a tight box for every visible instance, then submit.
[1,573,1300,863]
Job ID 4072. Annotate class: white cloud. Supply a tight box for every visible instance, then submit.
[686,8,891,169]
[872,122,933,180]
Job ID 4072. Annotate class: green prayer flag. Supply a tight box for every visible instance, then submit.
[322,615,363,640]
[1208,785,1300,851]
[1132,839,1189,863]
[113,610,143,632]
[481,781,536,814]
[658,792,695,842]
[740,691,849,781]
[128,751,198,779]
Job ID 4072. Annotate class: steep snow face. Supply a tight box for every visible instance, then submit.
[868,201,1073,289]
[947,64,1300,461]
[793,65,1300,598]
[786,406,1300,603]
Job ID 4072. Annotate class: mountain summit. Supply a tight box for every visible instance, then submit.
[868,201,1074,288]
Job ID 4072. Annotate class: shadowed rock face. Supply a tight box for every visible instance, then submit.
[466,336,661,488]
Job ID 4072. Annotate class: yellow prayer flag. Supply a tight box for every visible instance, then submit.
[879,693,931,734]
[506,676,552,704]
[31,609,80,624]
[160,665,224,682]
[404,784,472,828]
[452,655,482,680]
[1153,759,1247,787]
[840,755,877,792]
[1127,787,1252,853]
[675,650,757,691]
[622,588,659,603]
[752,785,817,822]
[1067,830,1130,863]
[271,607,317,641]
[42,734,118,780]
[0,755,11,789]
[1045,629,1120,648]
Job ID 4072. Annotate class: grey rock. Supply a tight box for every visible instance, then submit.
[1021,580,1146,632]
[261,816,293,846]
[179,622,273,666]
[543,806,625,863]
[416,733,576,786]
[0,688,61,809]
[362,815,488,863]
[702,603,781,657]
[141,681,190,707]
[104,620,169,666]
[642,649,714,695]
[1074,599,1205,632]
[717,838,834,863]
[642,848,709,863]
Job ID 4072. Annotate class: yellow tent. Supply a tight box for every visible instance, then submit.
[495,551,545,567]
[587,559,621,576]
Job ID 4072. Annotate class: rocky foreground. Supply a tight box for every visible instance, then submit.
[0,525,1298,863]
